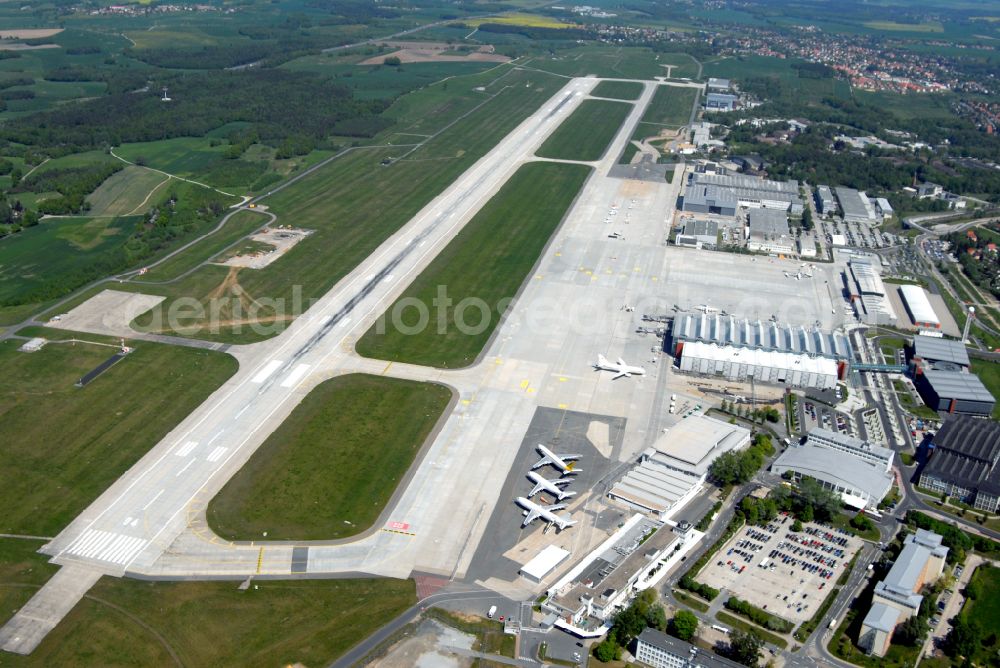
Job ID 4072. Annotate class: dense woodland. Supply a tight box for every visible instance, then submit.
[1,70,390,156]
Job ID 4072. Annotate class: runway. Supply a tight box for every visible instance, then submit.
[2,76,714,655]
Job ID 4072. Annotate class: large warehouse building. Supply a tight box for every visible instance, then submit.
[671,313,851,389]
[899,285,941,330]
[747,208,793,254]
[771,428,894,509]
[681,173,804,215]
[609,415,750,517]
[846,258,897,326]
[835,186,877,223]
[909,337,994,416]
[920,417,1000,512]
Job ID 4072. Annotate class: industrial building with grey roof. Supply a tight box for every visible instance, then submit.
[909,336,994,416]
[835,186,877,223]
[681,172,804,216]
[672,313,852,360]
[920,416,1000,512]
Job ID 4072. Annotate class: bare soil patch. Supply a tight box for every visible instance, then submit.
[360,42,509,65]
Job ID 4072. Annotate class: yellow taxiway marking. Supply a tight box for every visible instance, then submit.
[651,276,658,281]
[461,399,471,405]
[535,274,543,280]
[256,547,264,574]
[381,529,416,537]
[559,377,567,382]
[520,380,530,389]
[555,252,562,256]
[558,403,568,409]
[381,361,394,375]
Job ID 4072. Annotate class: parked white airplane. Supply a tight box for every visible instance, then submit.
[594,354,646,380]
[695,303,719,313]
[532,444,582,474]
[516,496,576,531]
[527,471,576,501]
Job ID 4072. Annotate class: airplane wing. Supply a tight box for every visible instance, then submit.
[531,456,553,470]
[612,370,630,380]
[555,515,577,530]
[617,357,627,366]
[522,508,541,527]
[528,480,546,498]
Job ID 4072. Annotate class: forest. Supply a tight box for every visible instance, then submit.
[1,69,390,157]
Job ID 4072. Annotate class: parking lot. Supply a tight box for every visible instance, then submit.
[698,514,864,626]
[797,398,859,439]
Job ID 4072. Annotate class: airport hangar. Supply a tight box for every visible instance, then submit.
[668,312,852,389]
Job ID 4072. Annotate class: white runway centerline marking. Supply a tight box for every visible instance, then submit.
[207,446,228,463]
[280,363,311,388]
[142,489,164,510]
[207,430,225,445]
[174,441,198,457]
[175,460,195,477]
[251,359,284,384]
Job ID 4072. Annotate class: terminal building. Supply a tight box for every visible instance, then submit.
[635,628,743,668]
[835,186,877,223]
[681,173,804,216]
[919,416,1000,512]
[908,337,995,416]
[746,208,793,255]
[544,516,697,634]
[671,313,851,389]
[770,428,894,509]
[898,285,941,330]
[609,415,750,517]
[846,258,897,326]
[859,530,948,657]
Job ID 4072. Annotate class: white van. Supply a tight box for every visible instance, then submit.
[488,605,497,619]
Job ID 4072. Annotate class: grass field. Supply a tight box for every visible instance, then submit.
[85,165,170,217]
[0,335,237,536]
[959,564,1000,656]
[128,67,567,343]
[640,85,699,127]
[136,209,269,282]
[0,216,137,304]
[525,46,683,80]
[970,359,1000,419]
[356,162,590,367]
[591,80,644,101]
[0,537,415,667]
[863,21,944,33]
[208,374,451,540]
[536,99,631,161]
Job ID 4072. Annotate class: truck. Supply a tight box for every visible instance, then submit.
[488,605,497,619]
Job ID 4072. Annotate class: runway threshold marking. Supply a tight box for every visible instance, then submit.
[280,363,311,388]
[207,446,228,463]
[251,359,284,384]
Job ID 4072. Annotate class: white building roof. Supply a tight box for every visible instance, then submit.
[681,340,840,377]
[899,284,940,326]
[652,414,750,472]
[521,545,571,581]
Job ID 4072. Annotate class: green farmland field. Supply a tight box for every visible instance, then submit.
[0,538,415,667]
[0,335,237,536]
[536,99,632,161]
[208,374,452,540]
[85,165,170,217]
[591,80,644,100]
[356,161,591,367]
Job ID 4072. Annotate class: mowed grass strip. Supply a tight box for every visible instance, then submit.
[535,99,632,162]
[356,161,591,367]
[591,80,644,101]
[0,537,415,667]
[208,374,452,541]
[640,84,699,127]
[0,337,237,536]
